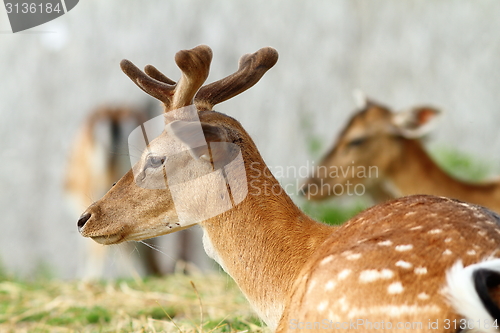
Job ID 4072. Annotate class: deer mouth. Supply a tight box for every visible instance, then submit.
[90,233,125,245]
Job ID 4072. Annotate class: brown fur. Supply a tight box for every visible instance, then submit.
[278,195,500,332]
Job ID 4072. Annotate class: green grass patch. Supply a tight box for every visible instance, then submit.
[0,273,268,332]
[137,305,177,320]
[302,200,367,225]
[19,311,50,322]
[431,146,494,182]
[202,316,263,332]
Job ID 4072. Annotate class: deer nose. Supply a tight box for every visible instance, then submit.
[77,212,91,232]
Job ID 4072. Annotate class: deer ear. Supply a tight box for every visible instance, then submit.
[352,89,368,109]
[391,106,441,139]
[166,120,229,165]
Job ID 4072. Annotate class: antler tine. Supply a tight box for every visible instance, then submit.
[171,45,212,111]
[120,45,212,112]
[144,65,176,85]
[120,59,176,107]
[195,47,279,111]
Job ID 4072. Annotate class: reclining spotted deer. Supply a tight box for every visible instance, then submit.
[77,45,500,332]
[301,99,500,215]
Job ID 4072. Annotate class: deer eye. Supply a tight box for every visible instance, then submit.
[347,137,366,147]
[145,154,166,169]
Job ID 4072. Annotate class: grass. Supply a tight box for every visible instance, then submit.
[430,146,495,182]
[0,268,268,333]
[301,200,367,226]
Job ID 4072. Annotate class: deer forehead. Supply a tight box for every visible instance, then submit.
[343,118,393,143]
[139,131,196,163]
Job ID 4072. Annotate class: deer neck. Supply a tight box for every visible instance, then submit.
[199,162,333,330]
[387,139,500,211]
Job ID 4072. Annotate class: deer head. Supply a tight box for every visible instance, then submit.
[301,98,440,201]
[77,45,279,245]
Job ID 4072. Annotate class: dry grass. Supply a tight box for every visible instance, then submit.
[0,266,268,333]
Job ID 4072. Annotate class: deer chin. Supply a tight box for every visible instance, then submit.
[125,223,195,242]
[87,216,192,245]
[90,233,125,245]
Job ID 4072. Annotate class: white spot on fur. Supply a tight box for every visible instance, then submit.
[444,237,452,243]
[380,269,394,279]
[338,297,349,312]
[395,260,413,269]
[341,250,353,257]
[346,253,362,261]
[443,249,453,255]
[417,292,430,300]
[378,240,393,246]
[387,282,404,294]
[405,211,416,217]
[478,230,487,237]
[410,226,423,230]
[428,229,442,234]
[395,244,413,252]
[359,269,394,283]
[320,255,334,266]
[325,280,336,291]
[414,267,428,275]
[338,269,351,280]
[359,269,379,282]
[467,250,476,256]
[428,213,438,218]
[306,279,317,296]
[317,300,329,313]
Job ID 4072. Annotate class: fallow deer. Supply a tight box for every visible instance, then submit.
[301,99,500,214]
[77,45,500,332]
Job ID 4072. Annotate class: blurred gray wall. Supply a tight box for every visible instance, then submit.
[1,0,499,279]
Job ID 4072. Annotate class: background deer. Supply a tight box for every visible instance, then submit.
[65,105,162,279]
[77,45,500,332]
[301,98,500,214]
[65,105,210,279]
